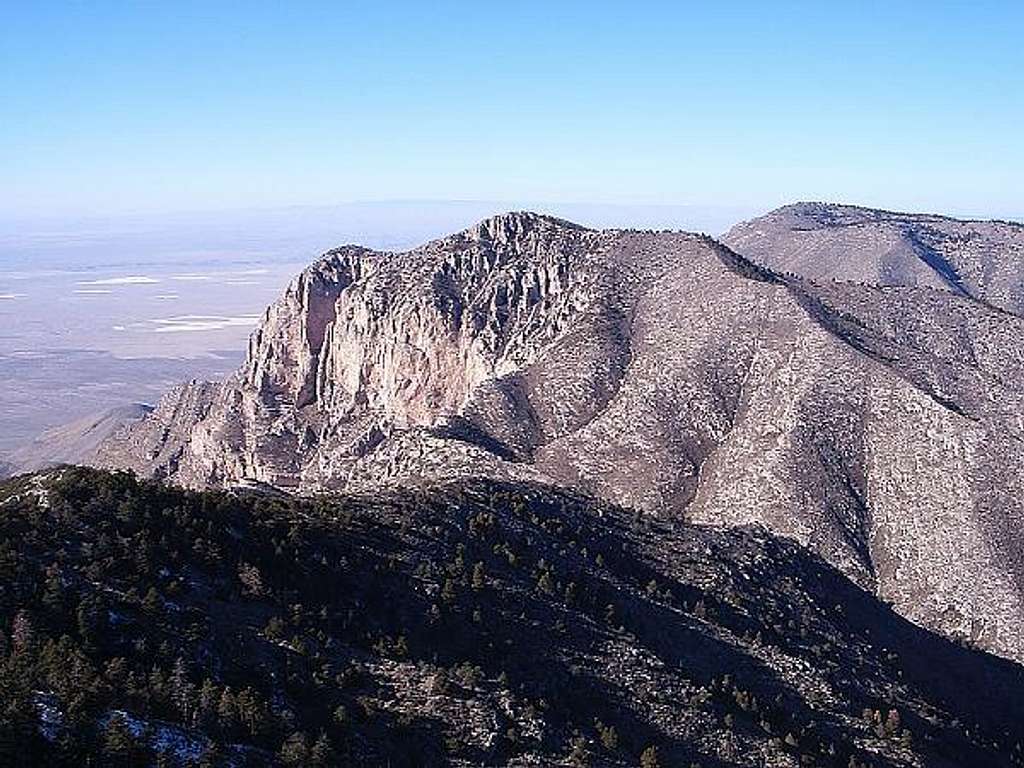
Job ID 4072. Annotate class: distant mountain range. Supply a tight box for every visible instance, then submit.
[81,204,1024,671]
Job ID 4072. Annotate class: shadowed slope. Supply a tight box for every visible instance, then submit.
[1,467,1022,766]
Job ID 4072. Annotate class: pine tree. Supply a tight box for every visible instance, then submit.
[217,688,236,734]
[568,733,589,767]
[197,679,218,727]
[198,742,224,768]
[147,665,167,711]
[142,587,162,615]
[309,731,337,766]
[596,721,618,750]
[279,731,310,765]
[235,687,267,738]
[102,714,136,764]
[472,561,486,590]
[169,657,195,725]
[640,745,660,768]
[105,657,129,689]
[10,610,35,655]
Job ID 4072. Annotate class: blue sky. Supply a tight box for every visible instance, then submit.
[2,1,1022,219]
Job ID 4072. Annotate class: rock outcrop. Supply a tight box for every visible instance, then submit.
[97,210,1024,665]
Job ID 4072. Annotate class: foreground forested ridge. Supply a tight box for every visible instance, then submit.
[0,467,1022,766]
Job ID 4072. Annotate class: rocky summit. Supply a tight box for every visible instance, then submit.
[95,209,1024,670]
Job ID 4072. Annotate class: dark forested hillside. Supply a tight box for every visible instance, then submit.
[0,467,1022,767]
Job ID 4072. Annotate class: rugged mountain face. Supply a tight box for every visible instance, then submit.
[97,211,1024,665]
[0,403,151,480]
[723,202,1024,314]
[2,467,1023,767]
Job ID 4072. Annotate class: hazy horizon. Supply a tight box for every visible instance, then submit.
[4,199,1020,275]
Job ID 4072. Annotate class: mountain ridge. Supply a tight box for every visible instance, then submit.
[94,208,1024,666]
[768,201,1024,228]
[724,203,1024,314]
[0,403,152,480]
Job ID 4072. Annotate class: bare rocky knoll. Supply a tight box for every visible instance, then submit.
[2,466,1023,766]
[723,202,1024,314]
[97,211,1024,665]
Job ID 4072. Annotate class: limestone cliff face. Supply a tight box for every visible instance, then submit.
[98,210,1024,664]
[100,213,611,488]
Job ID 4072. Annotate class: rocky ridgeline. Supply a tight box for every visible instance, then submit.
[724,202,1024,314]
[97,210,1024,665]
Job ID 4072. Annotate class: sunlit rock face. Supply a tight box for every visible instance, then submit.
[98,210,1024,664]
